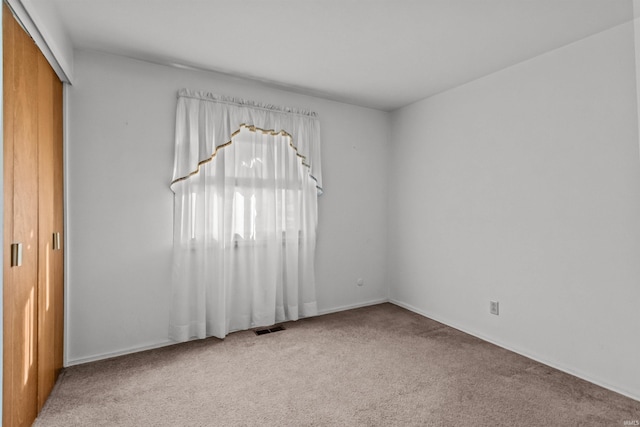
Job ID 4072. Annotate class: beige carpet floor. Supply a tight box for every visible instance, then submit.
[35,303,640,426]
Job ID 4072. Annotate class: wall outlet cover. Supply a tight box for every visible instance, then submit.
[490,300,499,315]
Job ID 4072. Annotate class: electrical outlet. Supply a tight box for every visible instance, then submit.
[490,300,499,315]
[356,278,364,287]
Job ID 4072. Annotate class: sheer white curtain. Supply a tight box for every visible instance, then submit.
[170,90,322,341]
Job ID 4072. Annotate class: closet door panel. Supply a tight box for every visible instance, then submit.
[2,6,16,424]
[52,58,64,386]
[3,4,40,425]
[36,51,56,411]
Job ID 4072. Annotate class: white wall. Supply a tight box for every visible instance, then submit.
[389,21,640,400]
[66,50,389,364]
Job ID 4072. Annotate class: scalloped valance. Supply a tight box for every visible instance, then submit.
[171,89,323,194]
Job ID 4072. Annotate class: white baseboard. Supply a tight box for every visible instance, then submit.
[389,299,640,403]
[317,297,389,316]
[65,340,174,367]
[66,299,390,367]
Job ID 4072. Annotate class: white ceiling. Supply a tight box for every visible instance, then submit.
[28,0,634,111]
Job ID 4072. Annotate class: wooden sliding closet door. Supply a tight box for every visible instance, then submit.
[3,3,64,426]
[3,5,40,425]
[36,49,64,412]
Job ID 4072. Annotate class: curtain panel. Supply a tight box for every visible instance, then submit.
[170,90,322,341]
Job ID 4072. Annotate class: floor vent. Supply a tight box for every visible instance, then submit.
[254,325,285,336]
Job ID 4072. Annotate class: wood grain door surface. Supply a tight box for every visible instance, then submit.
[3,4,64,426]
